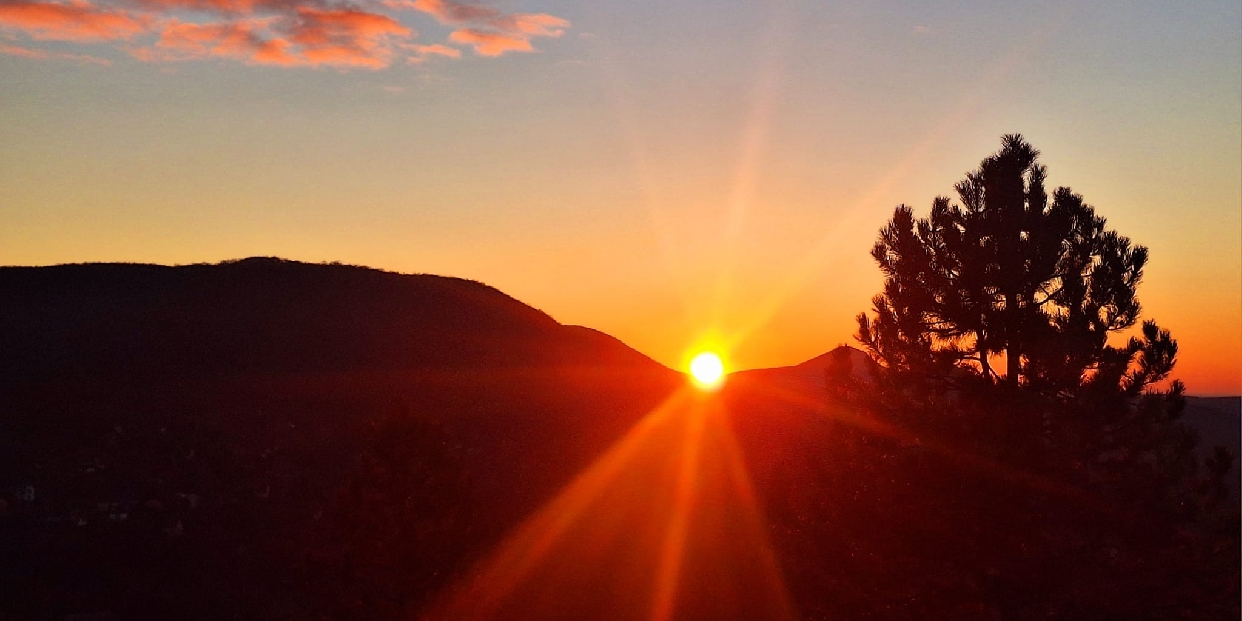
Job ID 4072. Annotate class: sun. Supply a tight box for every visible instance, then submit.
[689,351,725,389]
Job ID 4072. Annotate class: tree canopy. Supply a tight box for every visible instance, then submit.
[855,134,1178,400]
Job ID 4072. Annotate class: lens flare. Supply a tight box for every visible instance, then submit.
[689,352,725,388]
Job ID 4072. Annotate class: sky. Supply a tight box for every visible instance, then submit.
[2,0,1240,395]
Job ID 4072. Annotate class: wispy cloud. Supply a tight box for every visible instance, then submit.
[0,0,147,41]
[447,27,526,56]
[126,11,411,68]
[288,8,412,67]
[0,0,567,68]
[386,0,567,57]
[1,41,111,62]
[402,41,457,63]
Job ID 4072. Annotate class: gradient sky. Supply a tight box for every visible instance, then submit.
[2,0,1240,394]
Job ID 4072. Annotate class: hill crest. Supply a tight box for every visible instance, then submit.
[0,257,668,380]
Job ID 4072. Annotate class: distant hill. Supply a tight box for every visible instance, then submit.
[0,257,660,381]
[730,345,874,390]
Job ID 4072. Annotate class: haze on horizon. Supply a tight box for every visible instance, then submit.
[2,0,1239,394]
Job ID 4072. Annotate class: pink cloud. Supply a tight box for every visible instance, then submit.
[130,18,271,62]
[0,0,566,67]
[492,12,566,37]
[290,7,408,46]
[286,7,411,67]
[248,36,297,64]
[132,8,412,68]
[390,0,568,56]
[0,0,147,41]
[131,0,262,14]
[401,40,457,62]
[397,0,493,24]
[144,18,269,59]
[298,44,379,67]
[448,27,526,56]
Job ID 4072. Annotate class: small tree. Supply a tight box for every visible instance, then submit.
[856,134,1179,400]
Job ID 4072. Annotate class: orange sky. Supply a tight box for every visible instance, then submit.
[1,1,1239,394]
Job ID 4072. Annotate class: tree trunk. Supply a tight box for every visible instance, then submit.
[1006,292,1020,385]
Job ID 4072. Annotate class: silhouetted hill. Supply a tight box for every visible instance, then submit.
[0,258,681,620]
[0,257,660,382]
[730,345,874,390]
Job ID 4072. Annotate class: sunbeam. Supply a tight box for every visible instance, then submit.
[710,3,796,329]
[723,1,1076,352]
[596,40,695,319]
[737,377,1115,515]
[419,387,695,621]
[649,397,707,621]
[420,382,796,621]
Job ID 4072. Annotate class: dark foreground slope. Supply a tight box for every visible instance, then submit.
[720,353,1240,621]
[0,258,681,620]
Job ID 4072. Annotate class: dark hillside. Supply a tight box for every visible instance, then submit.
[1182,396,1241,499]
[720,349,1240,620]
[0,257,594,381]
[0,258,681,620]
[1182,397,1242,458]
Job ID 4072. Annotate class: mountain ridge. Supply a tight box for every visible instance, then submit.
[0,257,672,382]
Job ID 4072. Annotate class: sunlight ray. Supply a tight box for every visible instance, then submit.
[648,398,708,621]
[710,4,794,328]
[420,386,695,621]
[596,40,694,317]
[726,2,1075,350]
[712,401,797,621]
[740,379,1113,513]
[421,379,801,621]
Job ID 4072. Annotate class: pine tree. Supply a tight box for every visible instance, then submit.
[822,135,1238,619]
[855,134,1179,401]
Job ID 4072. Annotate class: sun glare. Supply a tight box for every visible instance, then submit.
[689,352,725,389]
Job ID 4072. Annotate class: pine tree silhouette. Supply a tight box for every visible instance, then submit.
[856,134,1179,401]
